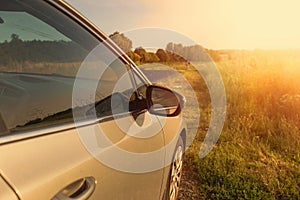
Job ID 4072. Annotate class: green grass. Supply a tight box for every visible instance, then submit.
[194,51,300,199]
[144,50,300,199]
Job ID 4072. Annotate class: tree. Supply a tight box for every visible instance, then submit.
[134,47,147,62]
[156,49,169,62]
[10,33,21,42]
[126,51,141,64]
[109,31,132,53]
[165,42,213,62]
[166,42,174,53]
[134,47,160,63]
[145,52,160,63]
[173,43,184,56]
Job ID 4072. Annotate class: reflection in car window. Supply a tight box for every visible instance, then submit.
[0,0,136,136]
[0,8,95,76]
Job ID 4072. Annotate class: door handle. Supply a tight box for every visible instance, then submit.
[52,177,96,200]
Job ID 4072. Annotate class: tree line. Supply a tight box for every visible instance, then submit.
[0,32,222,67]
[0,34,87,66]
[109,31,221,64]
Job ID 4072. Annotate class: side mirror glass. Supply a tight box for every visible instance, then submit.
[146,85,185,117]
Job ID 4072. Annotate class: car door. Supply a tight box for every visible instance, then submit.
[0,175,18,200]
[0,0,165,199]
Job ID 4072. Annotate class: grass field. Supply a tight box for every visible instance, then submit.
[142,50,300,199]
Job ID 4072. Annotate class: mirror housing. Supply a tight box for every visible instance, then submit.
[146,85,185,117]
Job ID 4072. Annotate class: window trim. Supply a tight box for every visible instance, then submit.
[0,111,133,145]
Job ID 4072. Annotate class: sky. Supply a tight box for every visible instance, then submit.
[0,12,69,42]
[67,0,300,50]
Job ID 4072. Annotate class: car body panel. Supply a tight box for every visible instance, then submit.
[0,0,186,199]
[0,175,18,200]
[0,128,96,199]
[0,118,167,199]
[158,115,186,199]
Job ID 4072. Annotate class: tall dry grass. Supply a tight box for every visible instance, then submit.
[174,50,300,199]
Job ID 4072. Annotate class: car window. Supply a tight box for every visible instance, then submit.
[0,0,137,136]
[131,69,148,98]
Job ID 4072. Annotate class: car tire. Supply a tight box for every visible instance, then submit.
[163,136,184,200]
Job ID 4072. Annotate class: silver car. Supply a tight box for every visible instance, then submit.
[0,0,186,199]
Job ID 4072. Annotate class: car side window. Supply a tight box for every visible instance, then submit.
[126,69,149,112]
[0,0,136,136]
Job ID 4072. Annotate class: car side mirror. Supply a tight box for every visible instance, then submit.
[146,85,185,117]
